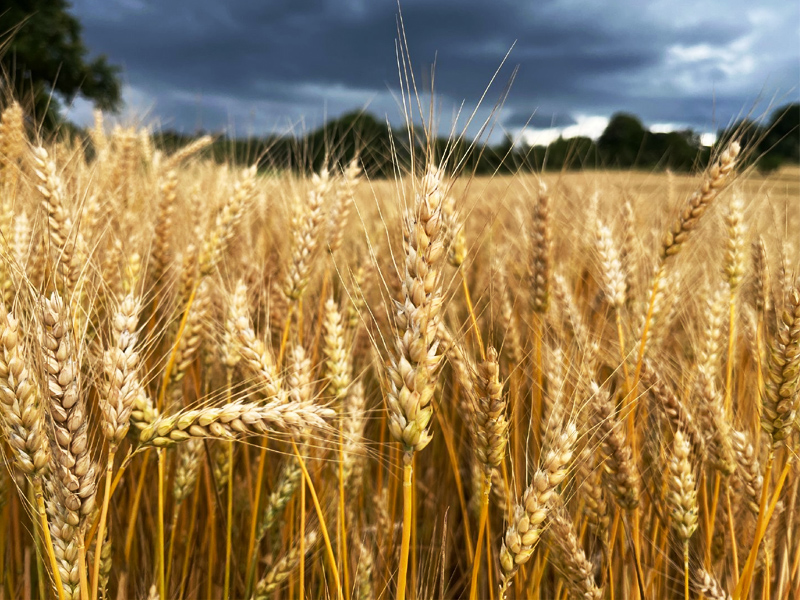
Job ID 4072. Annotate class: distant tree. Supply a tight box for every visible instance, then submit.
[645,130,701,170]
[597,113,648,167]
[304,111,398,177]
[716,105,799,171]
[1,0,121,129]
[762,103,799,163]
[716,119,762,154]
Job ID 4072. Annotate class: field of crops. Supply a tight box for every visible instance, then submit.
[0,101,798,600]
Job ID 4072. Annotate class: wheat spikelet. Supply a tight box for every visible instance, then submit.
[385,166,446,455]
[695,288,735,474]
[138,128,154,166]
[167,279,212,403]
[619,200,637,304]
[150,170,178,288]
[257,457,302,542]
[138,399,334,448]
[46,486,83,599]
[0,307,50,476]
[12,210,32,269]
[668,430,698,541]
[542,344,567,451]
[661,141,740,259]
[0,101,26,191]
[694,568,731,600]
[589,382,639,510]
[100,294,141,445]
[595,218,626,308]
[761,286,800,446]
[323,297,351,401]
[130,383,159,433]
[499,422,577,590]
[0,102,25,162]
[88,526,113,600]
[546,502,603,600]
[497,269,523,368]
[0,102,25,301]
[695,369,735,476]
[641,361,705,460]
[354,538,374,600]
[553,272,593,364]
[288,343,312,404]
[41,292,97,522]
[698,286,727,379]
[176,242,200,306]
[442,189,466,268]
[751,237,770,316]
[577,446,609,541]
[284,166,330,300]
[724,193,746,290]
[228,279,283,400]
[253,529,319,598]
[211,441,232,490]
[436,321,474,393]
[328,157,361,255]
[342,380,367,486]
[163,135,213,172]
[32,146,78,291]
[106,126,137,204]
[636,264,674,356]
[89,110,107,155]
[530,181,551,313]
[731,429,763,515]
[172,438,202,506]
[199,165,256,277]
[146,583,159,600]
[469,346,508,473]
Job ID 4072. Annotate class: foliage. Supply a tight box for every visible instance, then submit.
[1,0,121,129]
[717,103,800,171]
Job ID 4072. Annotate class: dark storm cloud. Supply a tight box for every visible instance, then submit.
[67,0,800,137]
[505,112,578,129]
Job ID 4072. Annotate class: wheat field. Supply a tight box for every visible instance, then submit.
[0,100,798,600]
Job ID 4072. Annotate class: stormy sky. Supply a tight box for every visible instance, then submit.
[65,0,799,144]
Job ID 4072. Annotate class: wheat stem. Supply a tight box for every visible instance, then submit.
[735,454,792,598]
[397,456,414,600]
[223,372,234,600]
[90,449,116,600]
[124,451,151,560]
[291,438,343,600]
[33,480,65,600]
[469,473,491,600]
[461,270,485,360]
[178,472,201,600]
[157,449,166,600]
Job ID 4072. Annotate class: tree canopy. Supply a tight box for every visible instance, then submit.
[1,0,122,128]
[717,103,800,171]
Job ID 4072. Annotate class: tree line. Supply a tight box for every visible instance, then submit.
[150,104,798,178]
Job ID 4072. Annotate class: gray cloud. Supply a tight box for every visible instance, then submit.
[504,111,578,129]
[67,0,800,138]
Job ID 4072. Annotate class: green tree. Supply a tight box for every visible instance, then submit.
[716,104,799,171]
[1,0,121,128]
[762,103,799,163]
[598,113,647,167]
